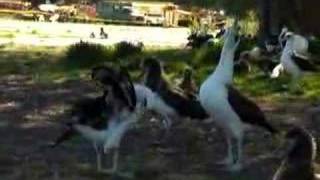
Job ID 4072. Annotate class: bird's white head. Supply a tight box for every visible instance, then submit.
[220,20,241,57]
[222,20,240,53]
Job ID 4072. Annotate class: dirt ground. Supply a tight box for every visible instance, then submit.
[0,74,320,180]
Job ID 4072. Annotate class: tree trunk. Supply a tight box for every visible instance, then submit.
[256,0,271,48]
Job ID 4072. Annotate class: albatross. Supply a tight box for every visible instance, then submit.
[51,66,139,174]
[273,126,320,180]
[142,57,208,131]
[199,21,277,171]
[272,31,317,89]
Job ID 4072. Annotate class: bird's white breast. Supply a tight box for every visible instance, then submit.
[148,93,177,116]
[199,77,227,114]
[199,77,242,130]
[133,84,176,117]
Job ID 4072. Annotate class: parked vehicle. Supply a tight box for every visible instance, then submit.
[144,13,164,26]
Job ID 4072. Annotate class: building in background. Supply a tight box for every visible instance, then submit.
[0,0,31,10]
[96,0,194,27]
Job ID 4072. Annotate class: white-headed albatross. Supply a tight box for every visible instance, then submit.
[199,22,277,171]
[277,32,317,89]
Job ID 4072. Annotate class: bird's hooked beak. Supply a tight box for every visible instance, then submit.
[222,19,241,51]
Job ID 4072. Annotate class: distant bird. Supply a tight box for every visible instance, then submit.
[266,35,282,54]
[238,47,279,75]
[186,32,214,49]
[178,68,198,100]
[273,32,317,88]
[90,32,95,39]
[199,22,277,171]
[278,26,290,50]
[273,126,320,180]
[51,66,139,174]
[100,27,108,39]
[142,57,208,130]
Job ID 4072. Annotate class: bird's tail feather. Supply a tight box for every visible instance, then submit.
[50,128,76,148]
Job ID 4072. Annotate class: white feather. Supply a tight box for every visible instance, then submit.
[73,110,138,153]
[271,63,284,78]
[134,83,177,117]
[199,25,244,170]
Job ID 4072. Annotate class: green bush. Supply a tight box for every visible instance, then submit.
[31,29,38,35]
[309,38,320,56]
[64,41,111,68]
[235,36,256,57]
[113,41,143,59]
[193,42,223,67]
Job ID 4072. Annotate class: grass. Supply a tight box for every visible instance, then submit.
[0,31,15,38]
[1,43,320,180]
[0,43,320,104]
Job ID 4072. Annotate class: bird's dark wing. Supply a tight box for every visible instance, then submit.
[161,89,208,119]
[119,67,137,111]
[227,86,277,134]
[50,96,111,148]
[291,52,318,72]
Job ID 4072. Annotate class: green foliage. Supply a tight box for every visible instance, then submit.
[309,38,320,56]
[235,36,256,56]
[113,41,144,59]
[239,10,259,36]
[65,41,111,68]
[0,32,15,38]
[185,0,256,17]
[2,44,320,103]
[193,44,221,67]
[216,0,256,16]
[31,29,38,35]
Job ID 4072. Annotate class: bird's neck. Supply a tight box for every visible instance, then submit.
[211,53,234,85]
[283,38,294,52]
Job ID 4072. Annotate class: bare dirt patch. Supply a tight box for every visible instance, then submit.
[0,74,319,180]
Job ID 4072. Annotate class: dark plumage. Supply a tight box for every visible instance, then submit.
[227,86,277,134]
[273,127,317,180]
[238,47,280,75]
[51,92,111,148]
[215,28,226,39]
[186,32,214,49]
[92,66,137,111]
[143,57,208,120]
[291,52,318,72]
[178,68,198,100]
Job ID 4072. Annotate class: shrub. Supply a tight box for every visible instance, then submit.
[193,42,223,66]
[113,41,143,59]
[235,36,256,59]
[309,38,320,56]
[239,10,259,37]
[65,41,111,68]
[31,29,38,35]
